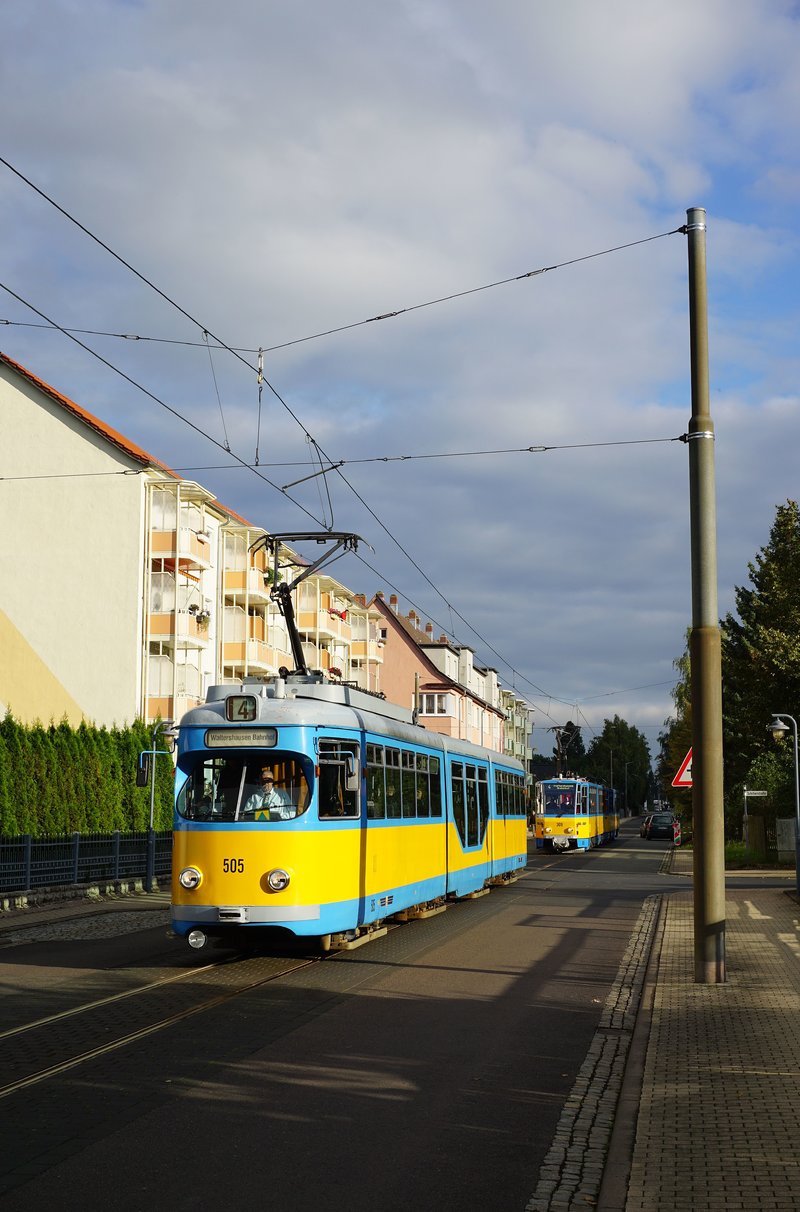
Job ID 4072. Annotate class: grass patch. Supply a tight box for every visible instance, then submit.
[680,840,793,869]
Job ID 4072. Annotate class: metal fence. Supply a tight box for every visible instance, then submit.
[0,831,173,896]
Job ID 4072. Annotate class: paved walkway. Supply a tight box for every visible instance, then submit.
[619,858,800,1211]
[527,849,800,1211]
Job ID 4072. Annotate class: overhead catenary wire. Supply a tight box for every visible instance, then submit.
[0,153,683,725]
[0,275,635,714]
[0,281,681,720]
[0,227,683,356]
[1,272,569,708]
[0,280,327,532]
[203,330,231,452]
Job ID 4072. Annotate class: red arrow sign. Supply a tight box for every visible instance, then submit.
[672,748,693,788]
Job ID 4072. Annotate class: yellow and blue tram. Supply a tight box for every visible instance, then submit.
[534,776,619,852]
[171,673,528,950]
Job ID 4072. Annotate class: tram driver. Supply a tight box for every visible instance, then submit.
[243,767,295,820]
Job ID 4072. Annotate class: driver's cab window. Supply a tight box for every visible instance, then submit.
[178,754,310,821]
[318,739,361,819]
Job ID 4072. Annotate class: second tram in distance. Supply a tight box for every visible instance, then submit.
[534,776,619,852]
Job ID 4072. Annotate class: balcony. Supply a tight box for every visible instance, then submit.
[150,527,213,571]
[223,567,272,603]
[350,638,385,664]
[149,611,210,649]
[297,610,352,643]
[222,639,284,672]
[146,694,203,724]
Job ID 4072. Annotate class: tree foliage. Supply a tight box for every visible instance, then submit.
[659,500,800,835]
[722,499,800,795]
[0,712,173,837]
[583,715,651,812]
[656,638,693,818]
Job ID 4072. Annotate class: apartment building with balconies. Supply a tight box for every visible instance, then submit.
[499,687,534,777]
[371,593,506,752]
[0,351,383,727]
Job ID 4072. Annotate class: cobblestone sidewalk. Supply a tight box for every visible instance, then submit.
[626,886,800,1211]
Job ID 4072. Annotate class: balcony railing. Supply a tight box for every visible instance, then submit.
[149,611,210,648]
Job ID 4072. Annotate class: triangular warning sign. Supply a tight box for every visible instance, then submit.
[672,748,693,788]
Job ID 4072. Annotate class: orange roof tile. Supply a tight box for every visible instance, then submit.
[0,349,258,527]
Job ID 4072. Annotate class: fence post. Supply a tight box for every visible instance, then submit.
[23,834,32,890]
[113,830,121,880]
[72,832,80,884]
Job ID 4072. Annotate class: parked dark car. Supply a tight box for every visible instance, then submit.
[645,812,676,840]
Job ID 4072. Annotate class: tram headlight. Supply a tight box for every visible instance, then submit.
[179,866,203,890]
[266,868,291,892]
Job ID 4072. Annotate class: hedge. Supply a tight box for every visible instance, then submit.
[0,712,174,836]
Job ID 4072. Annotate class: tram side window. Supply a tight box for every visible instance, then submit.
[477,768,489,836]
[318,739,361,819]
[367,744,386,819]
[416,753,430,818]
[385,747,402,818]
[465,765,479,846]
[401,750,416,819]
[451,762,466,845]
[429,756,442,817]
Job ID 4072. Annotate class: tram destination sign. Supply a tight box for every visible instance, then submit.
[205,728,277,748]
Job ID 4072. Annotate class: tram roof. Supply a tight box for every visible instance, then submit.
[177,674,524,770]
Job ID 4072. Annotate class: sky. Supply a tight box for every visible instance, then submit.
[2,0,799,767]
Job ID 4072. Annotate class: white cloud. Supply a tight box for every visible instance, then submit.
[1,0,799,758]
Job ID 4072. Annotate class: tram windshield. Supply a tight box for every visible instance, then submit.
[177,754,311,822]
[543,785,576,815]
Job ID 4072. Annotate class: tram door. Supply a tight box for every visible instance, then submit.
[447,760,491,896]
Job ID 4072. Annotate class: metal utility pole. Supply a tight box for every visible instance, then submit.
[685,207,726,983]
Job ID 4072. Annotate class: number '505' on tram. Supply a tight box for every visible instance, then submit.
[170,673,528,952]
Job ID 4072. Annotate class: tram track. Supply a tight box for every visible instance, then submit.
[0,949,321,1101]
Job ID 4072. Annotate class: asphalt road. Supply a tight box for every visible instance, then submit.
[0,821,683,1211]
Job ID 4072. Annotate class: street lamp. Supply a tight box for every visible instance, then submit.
[766,713,800,898]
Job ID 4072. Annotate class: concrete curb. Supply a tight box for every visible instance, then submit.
[0,878,164,918]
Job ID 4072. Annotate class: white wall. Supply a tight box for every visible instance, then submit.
[0,365,145,726]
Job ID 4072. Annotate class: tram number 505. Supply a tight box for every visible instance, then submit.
[222,858,245,873]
